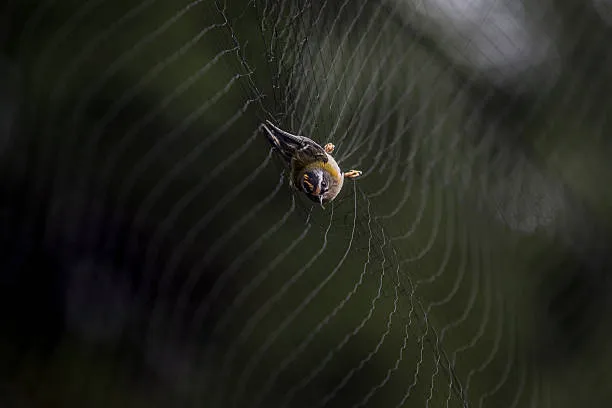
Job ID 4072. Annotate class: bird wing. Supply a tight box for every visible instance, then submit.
[261,120,328,166]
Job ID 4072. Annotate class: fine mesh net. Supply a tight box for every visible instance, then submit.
[3,0,612,407]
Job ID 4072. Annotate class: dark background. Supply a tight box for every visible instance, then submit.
[2,0,612,407]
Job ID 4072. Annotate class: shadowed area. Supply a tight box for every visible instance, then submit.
[2,0,612,407]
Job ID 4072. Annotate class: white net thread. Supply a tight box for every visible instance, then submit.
[7,0,612,407]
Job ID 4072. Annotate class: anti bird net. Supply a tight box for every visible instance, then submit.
[3,0,612,407]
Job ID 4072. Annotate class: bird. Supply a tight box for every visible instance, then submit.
[260,120,362,207]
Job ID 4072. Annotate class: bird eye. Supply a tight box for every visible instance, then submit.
[321,180,328,192]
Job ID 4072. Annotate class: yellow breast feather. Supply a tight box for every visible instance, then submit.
[303,159,342,183]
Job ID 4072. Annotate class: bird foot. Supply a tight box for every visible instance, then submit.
[344,170,362,179]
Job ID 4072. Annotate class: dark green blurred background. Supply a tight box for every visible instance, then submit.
[2,0,612,407]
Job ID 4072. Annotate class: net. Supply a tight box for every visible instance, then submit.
[3,0,612,407]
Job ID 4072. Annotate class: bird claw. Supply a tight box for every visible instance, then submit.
[344,169,363,179]
[324,143,335,154]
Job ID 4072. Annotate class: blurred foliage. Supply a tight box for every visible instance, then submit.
[2,0,612,407]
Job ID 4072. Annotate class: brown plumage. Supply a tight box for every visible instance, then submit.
[260,120,362,206]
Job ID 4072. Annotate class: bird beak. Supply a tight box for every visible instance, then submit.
[261,120,303,163]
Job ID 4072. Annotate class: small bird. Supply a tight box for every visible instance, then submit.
[261,120,362,207]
